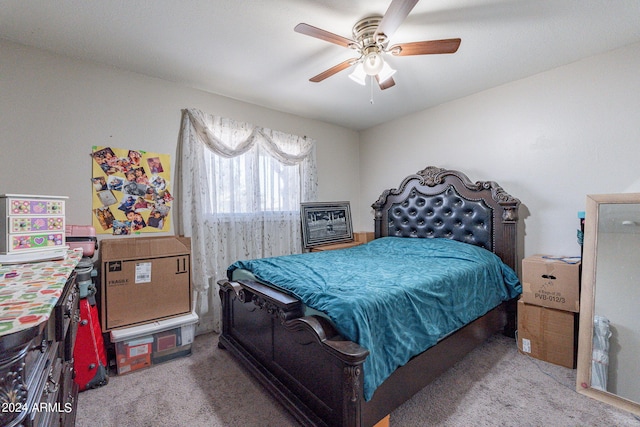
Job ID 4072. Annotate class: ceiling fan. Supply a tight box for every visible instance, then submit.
[294,0,461,90]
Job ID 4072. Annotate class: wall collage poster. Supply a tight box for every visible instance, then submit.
[91,146,172,235]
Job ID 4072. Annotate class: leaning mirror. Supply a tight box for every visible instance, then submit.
[576,193,640,416]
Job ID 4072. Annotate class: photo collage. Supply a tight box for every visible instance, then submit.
[91,146,172,235]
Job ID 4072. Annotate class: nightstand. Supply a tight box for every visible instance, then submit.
[310,240,363,252]
[310,231,375,252]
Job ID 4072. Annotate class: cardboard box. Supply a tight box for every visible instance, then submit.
[155,328,179,352]
[115,336,153,375]
[517,299,578,368]
[521,255,581,312]
[101,236,192,331]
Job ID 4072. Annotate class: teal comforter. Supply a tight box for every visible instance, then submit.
[227,237,521,401]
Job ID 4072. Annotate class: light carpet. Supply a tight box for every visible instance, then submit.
[76,332,640,426]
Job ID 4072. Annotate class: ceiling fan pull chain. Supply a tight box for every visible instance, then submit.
[370,75,374,104]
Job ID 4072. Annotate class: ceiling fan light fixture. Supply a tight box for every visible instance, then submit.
[362,51,384,76]
[295,3,461,88]
[377,61,396,83]
[348,62,367,85]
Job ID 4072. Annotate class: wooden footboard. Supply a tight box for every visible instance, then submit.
[219,279,511,427]
[219,279,370,426]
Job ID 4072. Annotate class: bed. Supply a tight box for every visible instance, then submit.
[217,166,521,427]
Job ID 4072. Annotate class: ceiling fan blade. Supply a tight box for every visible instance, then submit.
[389,38,461,56]
[309,58,357,82]
[295,23,355,48]
[376,0,420,39]
[376,75,396,90]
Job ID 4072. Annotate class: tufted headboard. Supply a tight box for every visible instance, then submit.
[371,166,520,271]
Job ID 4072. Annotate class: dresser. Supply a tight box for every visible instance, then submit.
[0,250,81,427]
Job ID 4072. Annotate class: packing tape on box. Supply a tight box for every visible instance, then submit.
[541,255,581,264]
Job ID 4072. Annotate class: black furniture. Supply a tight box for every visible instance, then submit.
[0,271,79,427]
[218,166,521,427]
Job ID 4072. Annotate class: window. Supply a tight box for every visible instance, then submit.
[204,145,302,215]
[179,108,317,333]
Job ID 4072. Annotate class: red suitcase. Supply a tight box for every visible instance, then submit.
[68,224,109,390]
[74,296,109,391]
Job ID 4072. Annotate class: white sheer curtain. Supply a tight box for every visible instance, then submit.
[177,108,317,334]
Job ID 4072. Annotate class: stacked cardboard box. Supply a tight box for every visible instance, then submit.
[517,255,581,368]
[113,335,153,375]
[100,236,192,331]
[100,236,195,374]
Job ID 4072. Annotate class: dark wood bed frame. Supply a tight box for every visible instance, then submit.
[218,166,521,427]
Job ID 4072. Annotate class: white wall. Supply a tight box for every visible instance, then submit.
[0,40,362,232]
[3,38,640,256]
[359,42,640,259]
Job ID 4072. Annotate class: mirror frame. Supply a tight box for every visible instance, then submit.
[576,193,640,416]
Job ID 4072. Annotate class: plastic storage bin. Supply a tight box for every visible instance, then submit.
[110,312,198,375]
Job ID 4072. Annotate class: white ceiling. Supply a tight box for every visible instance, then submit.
[2,0,640,131]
